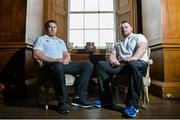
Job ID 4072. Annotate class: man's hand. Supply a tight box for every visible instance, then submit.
[110,59,120,66]
[109,52,120,67]
[63,58,71,65]
[56,58,70,65]
[56,58,64,62]
[62,51,71,65]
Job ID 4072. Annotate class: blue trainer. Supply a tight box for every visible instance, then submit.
[124,106,139,118]
[93,99,102,108]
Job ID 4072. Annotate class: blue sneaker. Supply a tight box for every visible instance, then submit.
[124,106,139,118]
[93,99,102,108]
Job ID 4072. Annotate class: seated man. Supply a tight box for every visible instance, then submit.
[96,21,148,118]
[33,20,94,114]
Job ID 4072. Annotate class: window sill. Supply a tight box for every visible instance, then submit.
[69,48,107,55]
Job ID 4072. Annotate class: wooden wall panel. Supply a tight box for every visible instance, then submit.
[163,85,180,98]
[164,49,180,82]
[44,0,53,20]
[117,0,131,14]
[0,0,30,100]
[150,46,180,98]
[0,48,25,86]
[0,50,18,72]
[53,15,66,40]
[166,1,180,37]
[0,0,26,44]
[25,47,39,80]
[143,0,180,98]
[150,49,164,81]
[0,0,27,79]
[116,0,137,40]
[163,0,180,39]
[44,0,67,42]
[117,13,132,38]
[54,0,66,12]
[52,0,67,41]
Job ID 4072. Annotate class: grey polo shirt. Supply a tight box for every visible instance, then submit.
[112,33,148,62]
[33,35,68,59]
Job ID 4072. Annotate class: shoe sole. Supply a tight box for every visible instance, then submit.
[57,110,69,114]
[127,114,136,118]
[126,109,139,118]
[71,103,92,108]
[94,105,102,108]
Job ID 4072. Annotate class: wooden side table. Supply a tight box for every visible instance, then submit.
[70,53,110,61]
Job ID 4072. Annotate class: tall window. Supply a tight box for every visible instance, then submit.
[68,0,115,48]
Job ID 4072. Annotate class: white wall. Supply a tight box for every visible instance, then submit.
[141,0,162,43]
[25,0,44,45]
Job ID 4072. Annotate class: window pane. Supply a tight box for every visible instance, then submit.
[85,14,98,29]
[100,13,114,28]
[69,0,115,48]
[69,14,84,29]
[99,0,114,11]
[85,0,98,11]
[70,0,84,11]
[100,30,115,47]
[85,30,98,46]
[69,30,84,47]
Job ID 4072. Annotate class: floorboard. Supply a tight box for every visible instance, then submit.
[0,92,180,119]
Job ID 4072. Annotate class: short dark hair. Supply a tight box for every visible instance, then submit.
[44,20,57,30]
[121,20,130,24]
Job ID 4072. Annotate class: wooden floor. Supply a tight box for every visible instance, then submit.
[0,91,180,119]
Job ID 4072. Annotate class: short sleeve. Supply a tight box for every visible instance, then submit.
[61,40,68,52]
[33,37,44,51]
[137,34,148,43]
[111,43,118,54]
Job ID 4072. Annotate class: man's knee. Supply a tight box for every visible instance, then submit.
[87,61,94,70]
[97,61,107,68]
[50,62,64,71]
[128,61,139,69]
[83,61,94,71]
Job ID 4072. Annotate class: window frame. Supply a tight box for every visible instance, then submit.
[67,0,116,49]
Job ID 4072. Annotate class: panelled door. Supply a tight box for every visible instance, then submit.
[116,0,138,40]
[44,0,68,42]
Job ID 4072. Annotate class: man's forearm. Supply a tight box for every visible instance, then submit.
[33,50,57,62]
[63,52,71,61]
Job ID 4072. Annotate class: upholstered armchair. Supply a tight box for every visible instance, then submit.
[111,48,153,109]
[34,59,75,110]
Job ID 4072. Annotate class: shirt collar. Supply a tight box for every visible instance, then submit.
[44,34,58,40]
[120,33,134,41]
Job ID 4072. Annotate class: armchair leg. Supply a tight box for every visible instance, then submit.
[142,85,149,108]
